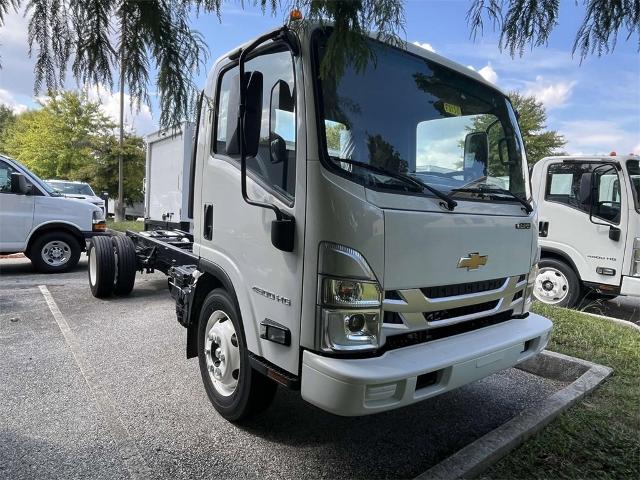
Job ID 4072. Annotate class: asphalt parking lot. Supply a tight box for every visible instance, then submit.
[1,256,569,479]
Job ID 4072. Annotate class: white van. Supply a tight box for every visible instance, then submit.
[531,155,640,306]
[0,154,106,272]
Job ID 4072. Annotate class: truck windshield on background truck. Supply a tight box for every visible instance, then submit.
[531,155,640,307]
[85,23,552,421]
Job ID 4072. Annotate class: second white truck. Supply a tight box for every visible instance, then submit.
[531,154,640,307]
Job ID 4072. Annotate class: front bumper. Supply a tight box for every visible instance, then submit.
[621,275,640,296]
[301,313,552,416]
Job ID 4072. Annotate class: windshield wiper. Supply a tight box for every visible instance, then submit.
[451,184,533,214]
[335,158,457,211]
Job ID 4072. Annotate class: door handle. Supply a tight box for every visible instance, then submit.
[203,204,213,240]
[538,221,549,237]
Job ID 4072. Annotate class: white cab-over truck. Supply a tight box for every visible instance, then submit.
[0,154,107,272]
[531,155,640,307]
[85,24,552,421]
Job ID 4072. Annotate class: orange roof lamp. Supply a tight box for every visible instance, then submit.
[290,9,303,22]
[610,151,617,156]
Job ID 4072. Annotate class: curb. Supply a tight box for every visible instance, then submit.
[577,310,640,332]
[415,350,613,480]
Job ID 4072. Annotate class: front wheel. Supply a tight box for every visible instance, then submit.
[30,231,81,273]
[534,258,581,308]
[198,289,277,422]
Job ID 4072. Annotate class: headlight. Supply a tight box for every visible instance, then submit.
[321,278,381,307]
[631,238,640,277]
[317,242,382,353]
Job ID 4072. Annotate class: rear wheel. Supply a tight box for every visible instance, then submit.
[112,235,137,295]
[30,231,81,273]
[88,236,115,298]
[198,289,277,422]
[534,258,581,308]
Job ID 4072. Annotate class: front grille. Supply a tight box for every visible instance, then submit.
[384,310,514,351]
[423,299,499,322]
[420,278,506,299]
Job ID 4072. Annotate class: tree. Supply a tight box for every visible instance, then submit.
[509,92,566,163]
[0,104,16,151]
[2,90,145,203]
[467,0,639,60]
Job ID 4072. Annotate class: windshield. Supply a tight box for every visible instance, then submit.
[628,159,640,211]
[47,180,95,196]
[314,32,529,203]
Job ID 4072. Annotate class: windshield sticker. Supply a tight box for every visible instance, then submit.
[443,103,462,116]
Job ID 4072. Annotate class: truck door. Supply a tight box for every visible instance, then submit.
[198,44,304,375]
[540,161,628,287]
[0,159,35,251]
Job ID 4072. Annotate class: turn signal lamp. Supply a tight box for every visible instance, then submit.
[290,9,303,21]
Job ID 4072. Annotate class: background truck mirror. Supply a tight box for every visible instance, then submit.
[10,172,31,195]
[226,71,263,157]
[463,131,488,173]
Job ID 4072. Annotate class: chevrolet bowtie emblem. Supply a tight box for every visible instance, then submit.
[457,253,488,270]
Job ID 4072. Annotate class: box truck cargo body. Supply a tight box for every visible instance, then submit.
[144,122,194,231]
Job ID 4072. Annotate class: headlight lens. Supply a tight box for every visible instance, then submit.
[322,309,381,352]
[631,238,640,277]
[321,277,381,307]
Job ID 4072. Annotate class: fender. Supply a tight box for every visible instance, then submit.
[185,258,241,358]
[26,221,86,253]
[540,245,581,278]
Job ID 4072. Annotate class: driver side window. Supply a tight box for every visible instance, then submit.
[214,48,296,201]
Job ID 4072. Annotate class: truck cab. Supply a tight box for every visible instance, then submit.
[0,154,106,272]
[87,24,553,421]
[531,155,640,307]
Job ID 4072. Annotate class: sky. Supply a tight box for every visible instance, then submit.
[0,0,638,156]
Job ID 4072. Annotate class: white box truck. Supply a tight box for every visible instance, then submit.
[85,23,553,422]
[144,122,194,231]
[531,154,640,307]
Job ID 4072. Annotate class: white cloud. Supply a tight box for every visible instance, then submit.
[413,41,436,53]
[524,76,576,109]
[85,84,155,135]
[633,143,640,155]
[478,63,498,84]
[0,88,28,114]
[466,63,498,84]
[559,120,638,156]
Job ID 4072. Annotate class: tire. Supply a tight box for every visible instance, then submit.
[88,236,116,298]
[29,231,81,273]
[198,289,277,422]
[112,235,137,295]
[534,258,581,308]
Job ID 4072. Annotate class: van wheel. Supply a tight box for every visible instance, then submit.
[88,236,115,298]
[534,258,581,308]
[112,235,137,295]
[198,289,277,422]
[30,231,81,273]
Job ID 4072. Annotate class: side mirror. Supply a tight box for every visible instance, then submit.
[10,172,31,195]
[463,132,488,173]
[269,134,287,164]
[226,71,263,157]
[578,172,593,209]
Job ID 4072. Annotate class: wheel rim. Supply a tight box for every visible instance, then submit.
[89,246,97,285]
[204,310,240,397]
[41,240,71,267]
[534,267,570,304]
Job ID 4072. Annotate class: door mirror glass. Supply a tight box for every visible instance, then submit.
[225,71,263,157]
[269,79,294,164]
[10,172,32,195]
[463,131,488,175]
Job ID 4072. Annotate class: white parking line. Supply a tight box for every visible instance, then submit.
[39,285,151,479]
